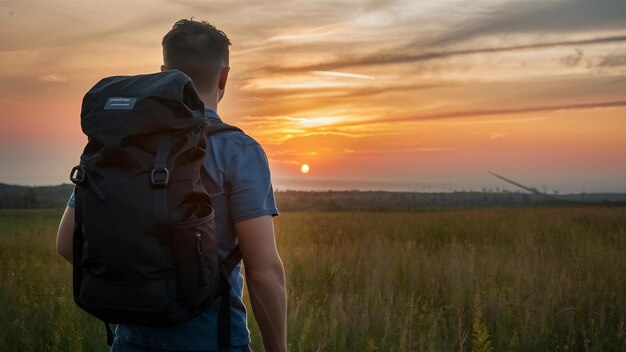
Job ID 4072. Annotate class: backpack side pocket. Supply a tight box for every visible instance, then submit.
[170,202,219,310]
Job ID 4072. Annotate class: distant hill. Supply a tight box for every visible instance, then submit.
[0,183,73,208]
[0,182,624,210]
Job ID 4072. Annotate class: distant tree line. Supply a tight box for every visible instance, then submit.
[274,190,626,212]
[0,188,41,209]
[0,183,624,210]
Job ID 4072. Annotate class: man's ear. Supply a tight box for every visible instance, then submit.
[218,66,230,90]
[160,65,167,72]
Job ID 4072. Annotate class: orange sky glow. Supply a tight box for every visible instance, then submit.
[1,0,625,192]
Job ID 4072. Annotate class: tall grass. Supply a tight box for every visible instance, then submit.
[0,209,101,351]
[1,208,624,351]
[267,208,625,352]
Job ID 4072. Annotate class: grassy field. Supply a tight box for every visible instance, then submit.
[0,208,624,351]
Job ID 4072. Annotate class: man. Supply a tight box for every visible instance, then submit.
[56,19,287,352]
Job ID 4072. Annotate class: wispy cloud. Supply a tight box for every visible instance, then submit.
[241,82,448,101]
[434,117,546,126]
[345,147,449,154]
[38,74,66,83]
[338,100,626,127]
[489,132,508,140]
[403,100,626,121]
[267,24,349,43]
[266,35,626,72]
[560,49,584,68]
[312,71,375,80]
[430,0,626,46]
[596,53,626,68]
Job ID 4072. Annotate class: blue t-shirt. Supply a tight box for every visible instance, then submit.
[67,108,279,350]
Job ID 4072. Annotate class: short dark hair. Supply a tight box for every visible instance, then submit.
[162,19,231,91]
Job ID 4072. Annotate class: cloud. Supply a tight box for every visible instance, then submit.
[38,74,67,83]
[346,147,449,154]
[431,0,626,46]
[560,49,584,67]
[266,35,626,72]
[489,132,509,140]
[406,100,626,121]
[266,132,447,164]
[241,82,449,101]
[340,100,626,127]
[596,53,626,68]
[440,117,545,126]
[312,71,375,80]
[0,2,178,54]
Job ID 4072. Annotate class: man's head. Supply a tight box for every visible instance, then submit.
[162,19,231,104]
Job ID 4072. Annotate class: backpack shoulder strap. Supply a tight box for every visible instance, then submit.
[206,120,243,136]
[220,245,242,276]
[216,244,242,349]
[104,322,114,346]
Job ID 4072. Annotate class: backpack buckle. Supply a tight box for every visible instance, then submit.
[70,165,85,184]
[151,168,170,187]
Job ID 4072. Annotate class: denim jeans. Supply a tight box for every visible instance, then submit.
[111,337,252,352]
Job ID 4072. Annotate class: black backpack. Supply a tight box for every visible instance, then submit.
[70,70,241,348]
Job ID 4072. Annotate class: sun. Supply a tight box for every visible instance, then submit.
[300,163,310,174]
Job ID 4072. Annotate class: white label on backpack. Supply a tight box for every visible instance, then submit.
[104,97,137,110]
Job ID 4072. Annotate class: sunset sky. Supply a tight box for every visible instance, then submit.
[1,0,625,192]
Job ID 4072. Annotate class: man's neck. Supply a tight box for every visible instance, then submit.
[199,92,218,112]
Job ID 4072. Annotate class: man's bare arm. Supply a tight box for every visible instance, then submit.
[56,206,74,263]
[235,215,287,352]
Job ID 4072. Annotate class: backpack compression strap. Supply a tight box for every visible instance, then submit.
[72,185,117,346]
